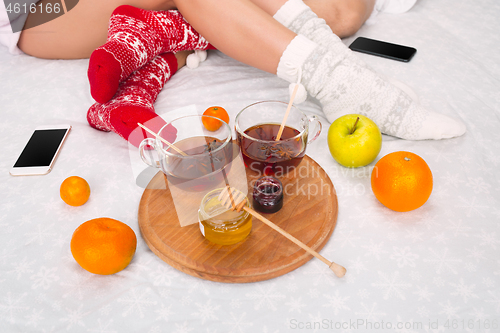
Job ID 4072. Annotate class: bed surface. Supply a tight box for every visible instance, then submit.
[1,0,499,331]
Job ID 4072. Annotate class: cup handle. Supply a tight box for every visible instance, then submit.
[307,115,322,144]
[139,138,159,168]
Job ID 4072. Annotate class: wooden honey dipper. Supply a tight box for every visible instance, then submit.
[218,187,346,278]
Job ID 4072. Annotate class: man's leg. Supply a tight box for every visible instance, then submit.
[173,0,464,140]
[251,0,376,38]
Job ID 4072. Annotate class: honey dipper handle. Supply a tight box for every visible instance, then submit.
[276,84,299,141]
[243,206,346,278]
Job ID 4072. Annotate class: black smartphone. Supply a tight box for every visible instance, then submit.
[349,37,417,62]
[10,124,71,176]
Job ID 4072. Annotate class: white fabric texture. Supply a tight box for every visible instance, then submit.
[367,0,418,24]
[376,0,418,14]
[1,0,500,331]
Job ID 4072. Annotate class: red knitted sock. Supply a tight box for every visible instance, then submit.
[87,52,178,147]
[88,5,215,103]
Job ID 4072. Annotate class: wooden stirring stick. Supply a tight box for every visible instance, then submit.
[275,84,299,141]
[137,123,187,156]
[218,187,346,278]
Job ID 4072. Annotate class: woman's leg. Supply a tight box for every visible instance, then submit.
[18,0,464,140]
[18,0,177,59]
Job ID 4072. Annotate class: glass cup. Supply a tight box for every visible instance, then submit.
[235,100,322,176]
[139,115,234,191]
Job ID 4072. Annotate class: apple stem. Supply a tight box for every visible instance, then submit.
[350,117,360,135]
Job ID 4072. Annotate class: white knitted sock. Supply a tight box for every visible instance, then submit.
[274,2,465,140]
[274,0,354,63]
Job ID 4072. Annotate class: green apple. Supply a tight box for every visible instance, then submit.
[327,114,382,168]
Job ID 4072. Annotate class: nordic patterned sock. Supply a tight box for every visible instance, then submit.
[274,0,359,64]
[88,5,215,104]
[276,35,466,140]
[87,52,178,147]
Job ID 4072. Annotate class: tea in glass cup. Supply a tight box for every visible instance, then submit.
[235,101,321,176]
[139,115,234,191]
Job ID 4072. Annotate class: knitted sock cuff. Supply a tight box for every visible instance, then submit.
[277,34,318,83]
[273,0,309,27]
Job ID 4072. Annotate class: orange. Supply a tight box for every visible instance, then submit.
[202,106,230,131]
[70,218,137,275]
[60,176,91,206]
[371,151,433,212]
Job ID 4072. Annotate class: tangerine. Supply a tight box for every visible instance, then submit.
[371,151,433,212]
[70,217,137,275]
[60,176,91,206]
[202,106,229,131]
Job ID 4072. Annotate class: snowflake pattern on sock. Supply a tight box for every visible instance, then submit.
[299,44,427,139]
[88,5,214,103]
[87,52,178,147]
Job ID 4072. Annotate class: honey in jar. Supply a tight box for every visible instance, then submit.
[198,188,252,245]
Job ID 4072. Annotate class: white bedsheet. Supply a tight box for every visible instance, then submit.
[1,0,499,331]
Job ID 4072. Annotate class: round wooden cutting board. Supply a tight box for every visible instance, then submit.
[138,155,338,283]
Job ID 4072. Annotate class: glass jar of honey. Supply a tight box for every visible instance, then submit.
[198,188,252,245]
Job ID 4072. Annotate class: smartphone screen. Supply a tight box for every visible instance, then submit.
[349,37,416,62]
[13,129,69,168]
